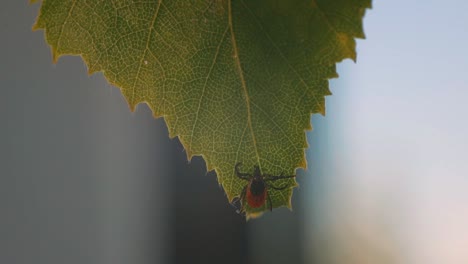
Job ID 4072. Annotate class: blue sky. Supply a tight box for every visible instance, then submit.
[306,1,468,263]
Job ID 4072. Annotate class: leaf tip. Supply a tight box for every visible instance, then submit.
[286,193,294,209]
[298,158,307,170]
[51,52,60,64]
[31,23,40,32]
[87,68,96,75]
[127,101,138,113]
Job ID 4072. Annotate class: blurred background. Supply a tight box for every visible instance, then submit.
[1,1,467,264]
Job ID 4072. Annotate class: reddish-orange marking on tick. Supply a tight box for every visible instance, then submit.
[246,180,267,208]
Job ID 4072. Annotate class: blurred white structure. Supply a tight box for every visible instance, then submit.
[306,1,468,263]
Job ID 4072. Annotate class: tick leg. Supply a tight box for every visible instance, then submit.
[264,173,296,182]
[235,162,252,180]
[238,185,248,214]
[267,183,290,191]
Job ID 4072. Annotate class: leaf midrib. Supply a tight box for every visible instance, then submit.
[228,0,262,169]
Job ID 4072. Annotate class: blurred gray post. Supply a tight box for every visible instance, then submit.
[1,2,170,264]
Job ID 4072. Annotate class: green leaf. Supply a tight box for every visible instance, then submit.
[32,0,371,218]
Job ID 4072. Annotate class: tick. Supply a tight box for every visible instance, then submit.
[234,162,296,213]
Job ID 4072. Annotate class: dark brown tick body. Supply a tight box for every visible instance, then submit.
[234,162,295,213]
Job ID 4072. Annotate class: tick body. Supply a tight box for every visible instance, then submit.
[246,177,267,208]
[234,162,295,213]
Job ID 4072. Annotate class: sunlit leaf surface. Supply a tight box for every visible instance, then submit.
[32,0,371,217]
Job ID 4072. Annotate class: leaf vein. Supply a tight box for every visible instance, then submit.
[55,0,77,60]
[228,0,262,169]
[189,25,230,152]
[240,0,324,114]
[231,122,249,197]
[250,101,300,154]
[130,0,162,107]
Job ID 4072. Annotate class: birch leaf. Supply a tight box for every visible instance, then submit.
[32,0,371,218]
